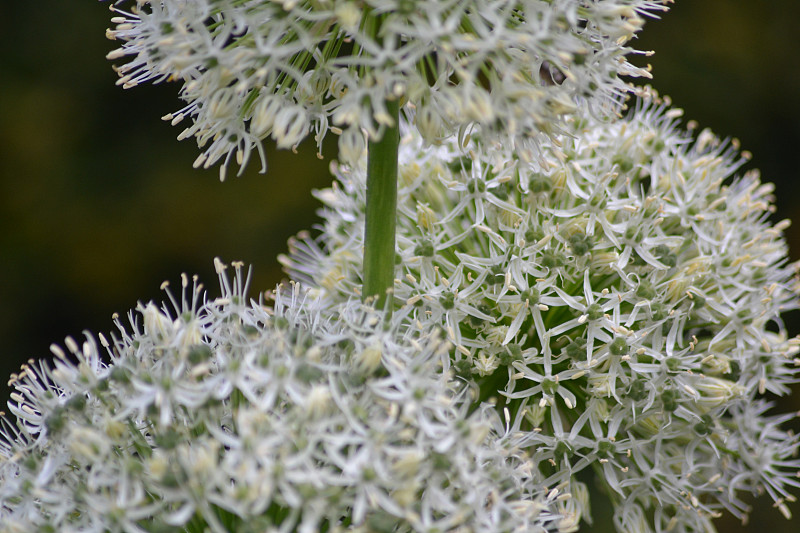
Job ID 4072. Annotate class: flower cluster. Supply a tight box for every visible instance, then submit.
[0,260,574,533]
[104,0,668,178]
[281,99,800,531]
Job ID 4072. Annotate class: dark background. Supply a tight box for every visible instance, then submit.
[1,2,799,530]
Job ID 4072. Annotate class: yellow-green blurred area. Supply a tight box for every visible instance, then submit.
[1,2,799,531]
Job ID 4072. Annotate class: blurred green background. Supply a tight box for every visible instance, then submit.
[1,2,799,531]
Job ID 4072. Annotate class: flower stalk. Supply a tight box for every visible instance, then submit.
[363,99,399,310]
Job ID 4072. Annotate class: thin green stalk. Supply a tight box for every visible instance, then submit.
[363,99,399,310]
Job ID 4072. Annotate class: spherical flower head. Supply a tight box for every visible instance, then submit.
[104,0,669,179]
[282,96,800,531]
[0,260,567,532]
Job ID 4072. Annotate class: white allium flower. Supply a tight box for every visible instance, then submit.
[1,260,567,532]
[281,97,800,531]
[103,0,669,178]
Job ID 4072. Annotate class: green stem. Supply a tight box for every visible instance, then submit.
[363,99,399,310]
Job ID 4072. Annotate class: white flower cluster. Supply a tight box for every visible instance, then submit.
[0,260,573,533]
[281,99,800,531]
[104,0,668,178]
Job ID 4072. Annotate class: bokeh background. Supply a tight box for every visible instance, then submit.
[1,2,799,531]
